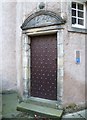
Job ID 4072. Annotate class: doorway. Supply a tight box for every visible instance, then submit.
[30,34,57,100]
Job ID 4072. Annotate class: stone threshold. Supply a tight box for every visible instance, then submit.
[26,97,59,109]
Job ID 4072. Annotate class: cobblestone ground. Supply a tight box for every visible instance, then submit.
[1,92,20,118]
[1,92,87,120]
[62,109,87,120]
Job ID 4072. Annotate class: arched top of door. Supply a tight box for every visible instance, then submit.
[21,10,66,30]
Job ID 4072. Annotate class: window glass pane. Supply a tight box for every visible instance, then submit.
[78,3,83,10]
[72,2,76,8]
[78,11,84,18]
[78,19,84,25]
[72,10,76,16]
[72,17,76,24]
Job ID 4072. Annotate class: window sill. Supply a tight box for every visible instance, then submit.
[72,25,85,29]
[68,26,87,34]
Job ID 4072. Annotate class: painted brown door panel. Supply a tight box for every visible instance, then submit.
[31,34,57,100]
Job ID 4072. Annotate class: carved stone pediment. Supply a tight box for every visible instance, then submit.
[21,10,66,30]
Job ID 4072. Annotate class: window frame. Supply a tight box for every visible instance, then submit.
[71,2,86,29]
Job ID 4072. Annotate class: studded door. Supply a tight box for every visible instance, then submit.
[31,34,57,100]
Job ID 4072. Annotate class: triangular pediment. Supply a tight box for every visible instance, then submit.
[21,10,65,30]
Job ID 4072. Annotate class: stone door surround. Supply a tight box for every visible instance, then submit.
[21,10,65,108]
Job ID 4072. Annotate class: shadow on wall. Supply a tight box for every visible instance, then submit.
[2,77,17,92]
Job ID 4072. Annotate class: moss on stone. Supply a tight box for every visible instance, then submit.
[63,103,86,114]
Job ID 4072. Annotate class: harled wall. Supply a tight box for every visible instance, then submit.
[0,1,86,107]
[1,2,17,91]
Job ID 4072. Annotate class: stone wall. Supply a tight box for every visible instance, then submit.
[0,1,86,106]
[63,32,85,105]
[1,2,17,91]
[20,1,86,106]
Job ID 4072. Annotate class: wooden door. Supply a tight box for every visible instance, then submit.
[31,34,57,100]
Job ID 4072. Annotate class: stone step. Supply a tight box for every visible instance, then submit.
[17,102,63,119]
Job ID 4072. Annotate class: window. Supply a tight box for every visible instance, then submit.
[71,2,86,28]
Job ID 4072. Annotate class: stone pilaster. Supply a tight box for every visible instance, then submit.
[57,30,64,109]
[22,34,30,99]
